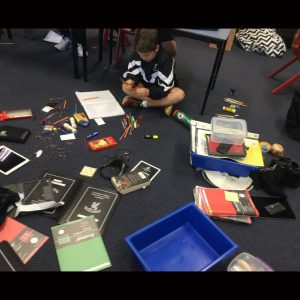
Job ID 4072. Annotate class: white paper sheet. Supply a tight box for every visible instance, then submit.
[94,117,105,125]
[75,90,125,119]
[43,30,62,44]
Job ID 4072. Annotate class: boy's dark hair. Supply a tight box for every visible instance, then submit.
[134,29,158,53]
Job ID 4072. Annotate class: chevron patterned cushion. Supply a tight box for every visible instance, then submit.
[235,29,286,57]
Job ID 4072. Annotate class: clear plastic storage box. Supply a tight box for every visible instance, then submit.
[211,117,247,145]
[227,252,273,271]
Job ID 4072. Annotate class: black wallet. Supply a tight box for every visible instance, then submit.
[0,126,30,143]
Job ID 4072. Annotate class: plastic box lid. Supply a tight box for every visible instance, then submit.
[125,203,238,271]
[211,117,247,145]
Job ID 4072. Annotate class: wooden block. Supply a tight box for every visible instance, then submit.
[209,29,237,52]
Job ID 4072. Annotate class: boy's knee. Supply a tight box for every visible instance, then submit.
[177,89,185,102]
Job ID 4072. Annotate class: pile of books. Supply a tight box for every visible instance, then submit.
[193,186,259,224]
[193,186,296,224]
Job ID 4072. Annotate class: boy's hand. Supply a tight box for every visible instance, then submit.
[123,80,136,90]
[135,87,149,97]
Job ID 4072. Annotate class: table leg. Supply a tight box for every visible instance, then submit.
[200,43,225,114]
[109,29,113,65]
[71,31,79,79]
[98,29,103,62]
[82,30,87,82]
[211,40,226,90]
[7,29,12,39]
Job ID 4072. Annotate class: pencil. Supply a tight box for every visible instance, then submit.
[83,97,100,100]
[53,116,69,125]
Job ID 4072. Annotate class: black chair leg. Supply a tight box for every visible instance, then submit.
[71,30,79,79]
[99,29,103,62]
[7,29,12,39]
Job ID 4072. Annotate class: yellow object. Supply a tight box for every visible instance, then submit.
[223,106,236,113]
[259,141,272,153]
[224,191,239,202]
[235,140,265,167]
[271,143,284,156]
[80,166,97,178]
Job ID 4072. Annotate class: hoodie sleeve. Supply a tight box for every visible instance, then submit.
[122,53,141,85]
[148,56,175,100]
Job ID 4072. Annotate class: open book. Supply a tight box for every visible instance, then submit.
[75,90,125,119]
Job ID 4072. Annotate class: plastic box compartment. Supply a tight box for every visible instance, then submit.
[125,203,238,271]
[211,117,247,145]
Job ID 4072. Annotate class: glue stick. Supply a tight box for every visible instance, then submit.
[63,123,77,134]
[223,106,236,114]
[70,117,77,129]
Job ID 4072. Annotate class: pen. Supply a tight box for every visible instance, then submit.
[83,97,100,100]
[144,134,159,139]
[85,131,99,140]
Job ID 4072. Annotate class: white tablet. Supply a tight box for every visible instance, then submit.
[0,145,30,175]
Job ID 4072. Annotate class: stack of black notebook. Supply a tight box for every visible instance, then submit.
[0,240,25,271]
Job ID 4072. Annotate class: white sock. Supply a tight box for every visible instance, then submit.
[141,101,148,108]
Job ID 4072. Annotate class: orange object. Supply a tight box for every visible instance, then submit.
[86,136,117,152]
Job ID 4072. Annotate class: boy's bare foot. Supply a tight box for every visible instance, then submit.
[122,96,142,107]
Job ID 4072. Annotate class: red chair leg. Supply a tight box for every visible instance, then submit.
[268,56,298,78]
[272,72,300,94]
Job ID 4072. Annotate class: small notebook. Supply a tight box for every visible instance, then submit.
[52,216,111,271]
[0,240,25,271]
[251,196,296,219]
[111,169,150,195]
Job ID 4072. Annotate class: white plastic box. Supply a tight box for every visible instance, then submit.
[211,117,247,145]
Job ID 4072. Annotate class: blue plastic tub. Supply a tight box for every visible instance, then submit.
[126,203,238,271]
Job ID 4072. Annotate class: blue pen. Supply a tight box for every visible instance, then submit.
[86,131,99,140]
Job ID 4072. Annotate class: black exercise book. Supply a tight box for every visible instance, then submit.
[4,171,83,220]
[58,184,120,235]
[0,240,25,271]
[251,196,296,219]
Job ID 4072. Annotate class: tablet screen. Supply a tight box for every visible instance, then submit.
[0,146,30,175]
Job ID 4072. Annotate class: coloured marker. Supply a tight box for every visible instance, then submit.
[144,134,159,139]
[86,131,99,140]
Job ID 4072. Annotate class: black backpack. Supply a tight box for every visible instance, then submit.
[286,90,300,141]
[250,157,300,199]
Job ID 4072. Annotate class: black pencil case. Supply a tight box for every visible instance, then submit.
[0,126,31,143]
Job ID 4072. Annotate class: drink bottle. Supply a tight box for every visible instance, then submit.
[172,109,192,129]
